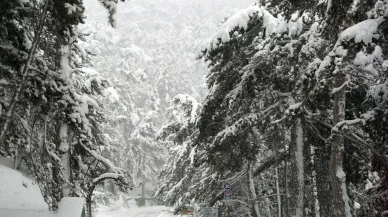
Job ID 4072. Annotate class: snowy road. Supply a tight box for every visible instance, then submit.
[134,212,161,217]
[96,205,175,217]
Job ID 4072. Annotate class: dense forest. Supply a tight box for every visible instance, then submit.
[1,0,388,217]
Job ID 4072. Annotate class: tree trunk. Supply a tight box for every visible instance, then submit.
[142,181,145,197]
[290,118,304,217]
[310,146,320,217]
[284,159,290,217]
[86,184,96,217]
[275,167,281,217]
[330,72,352,217]
[248,163,261,217]
[59,124,72,197]
[0,0,49,149]
[315,146,334,216]
[52,121,63,210]
[312,123,334,217]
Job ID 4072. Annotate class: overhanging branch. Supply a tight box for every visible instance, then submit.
[253,150,289,177]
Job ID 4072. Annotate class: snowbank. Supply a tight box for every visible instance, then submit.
[0,209,55,217]
[0,157,47,210]
[57,197,85,217]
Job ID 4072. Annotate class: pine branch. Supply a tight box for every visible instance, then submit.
[252,150,289,177]
[0,0,49,149]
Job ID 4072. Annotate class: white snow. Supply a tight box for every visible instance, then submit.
[288,16,303,37]
[204,6,260,50]
[76,155,88,172]
[361,110,376,120]
[60,45,72,80]
[101,0,118,27]
[79,142,123,174]
[23,32,32,50]
[341,177,352,217]
[103,86,120,102]
[172,94,200,124]
[96,204,175,217]
[130,112,141,125]
[93,173,120,184]
[336,167,346,179]
[353,46,383,66]
[56,197,85,217]
[337,18,384,45]
[287,102,303,111]
[84,76,103,90]
[203,5,305,52]
[0,209,54,217]
[285,102,303,115]
[326,0,332,16]
[0,78,9,85]
[81,67,100,76]
[354,201,361,209]
[64,3,77,15]
[59,124,69,152]
[333,118,365,132]
[0,197,86,217]
[0,157,47,210]
[349,0,361,14]
[332,80,349,94]
[62,152,70,197]
[315,16,385,81]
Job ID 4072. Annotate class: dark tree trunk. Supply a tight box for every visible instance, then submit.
[86,184,96,217]
[314,124,334,217]
[330,72,351,217]
[290,119,305,217]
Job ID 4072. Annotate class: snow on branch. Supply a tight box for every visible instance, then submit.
[202,5,304,52]
[212,101,280,147]
[98,0,119,27]
[332,110,377,132]
[285,102,303,114]
[316,17,385,79]
[332,119,365,132]
[79,141,123,174]
[93,172,120,184]
[336,18,384,46]
[203,5,260,51]
[46,143,62,163]
[252,150,289,177]
[332,80,350,94]
[371,80,388,104]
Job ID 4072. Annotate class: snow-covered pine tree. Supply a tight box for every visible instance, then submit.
[179,0,388,216]
[155,94,200,212]
[0,0,132,216]
[196,3,316,216]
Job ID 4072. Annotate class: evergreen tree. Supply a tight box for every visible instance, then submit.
[157,1,388,216]
[0,1,132,216]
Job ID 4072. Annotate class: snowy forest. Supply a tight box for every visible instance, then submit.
[1,0,388,217]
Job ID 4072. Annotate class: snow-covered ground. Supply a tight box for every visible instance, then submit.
[96,205,176,217]
[0,157,48,211]
[0,156,176,217]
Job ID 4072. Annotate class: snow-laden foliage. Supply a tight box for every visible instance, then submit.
[0,1,132,216]
[157,0,388,216]
[78,0,255,206]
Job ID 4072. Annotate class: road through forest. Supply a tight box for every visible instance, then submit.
[96,205,175,217]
